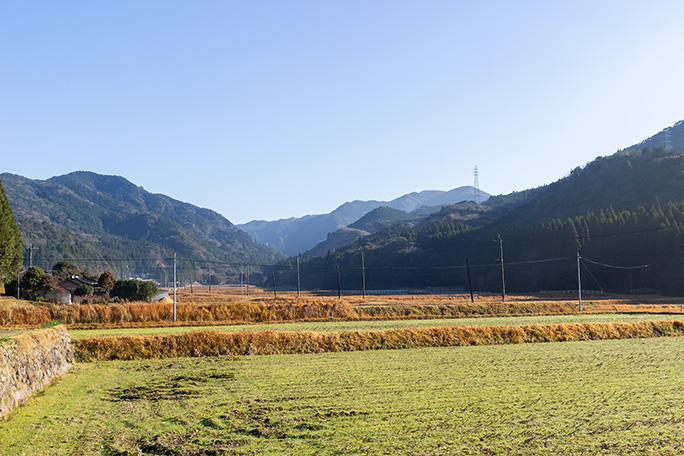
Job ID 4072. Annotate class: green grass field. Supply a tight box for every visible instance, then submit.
[68,312,684,340]
[3,336,684,455]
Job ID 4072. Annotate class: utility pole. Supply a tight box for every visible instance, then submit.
[28,245,33,268]
[190,260,195,294]
[246,263,250,296]
[296,256,301,298]
[272,272,277,299]
[577,252,582,312]
[498,234,506,302]
[361,250,366,299]
[173,253,177,322]
[681,245,684,298]
[336,265,341,300]
[466,259,474,303]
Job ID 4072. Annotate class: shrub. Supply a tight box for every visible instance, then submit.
[74,284,94,297]
[111,279,158,302]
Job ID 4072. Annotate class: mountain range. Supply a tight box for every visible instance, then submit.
[4,118,684,295]
[0,173,490,284]
[238,186,490,256]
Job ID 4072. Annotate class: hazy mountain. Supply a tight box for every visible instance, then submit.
[239,186,490,256]
[1,171,284,281]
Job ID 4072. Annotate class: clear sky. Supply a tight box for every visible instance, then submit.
[2,1,684,224]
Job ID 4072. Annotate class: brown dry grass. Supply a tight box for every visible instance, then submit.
[74,319,684,361]
[0,297,579,328]
[4,293,684,328]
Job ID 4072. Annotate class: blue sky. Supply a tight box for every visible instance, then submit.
[2,1,684,224]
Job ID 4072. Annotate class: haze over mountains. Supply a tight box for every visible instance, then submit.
[238,186,490,256]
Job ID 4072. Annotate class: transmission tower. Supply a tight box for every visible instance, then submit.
[473,166,481,203]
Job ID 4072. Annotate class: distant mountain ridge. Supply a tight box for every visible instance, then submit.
[1,171,284,281]
[239,186,490,256]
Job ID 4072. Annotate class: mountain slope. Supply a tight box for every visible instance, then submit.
[634,119,684,152]
[348,206,418,233]
[1,171,284,281]
[270,123,684,295]
[239,186,490,256]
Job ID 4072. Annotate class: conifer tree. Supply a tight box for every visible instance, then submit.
[0,180,22,285]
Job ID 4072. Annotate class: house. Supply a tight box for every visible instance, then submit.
[45,287,72,304]
[57,276,98,294]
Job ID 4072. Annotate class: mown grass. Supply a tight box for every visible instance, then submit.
[4,337,684,455]
[68,312,684,340]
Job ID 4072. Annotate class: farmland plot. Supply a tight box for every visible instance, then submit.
[3,337,684,455]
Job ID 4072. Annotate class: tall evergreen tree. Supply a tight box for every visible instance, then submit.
[0,180,22,284]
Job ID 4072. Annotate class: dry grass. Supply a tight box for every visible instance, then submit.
[4,293,684,328]
[0,295,580,327]
[74,319,684,361]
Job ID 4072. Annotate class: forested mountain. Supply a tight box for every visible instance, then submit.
[239,186,490,256]
[1,172,284,283]
[267,145,684,296]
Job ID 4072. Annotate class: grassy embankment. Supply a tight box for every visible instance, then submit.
[3,337,684,455]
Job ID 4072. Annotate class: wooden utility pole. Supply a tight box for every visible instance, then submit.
[466,259,474,303]
[336,265,341,299]
[361,251,366,299]
[272,272,277,299]
[297,256,301,298]
[577,252,582,312]
[498,234,506,302]
[173,253,177,322]
[680,245,684,298]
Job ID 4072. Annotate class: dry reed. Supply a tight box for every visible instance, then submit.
[1,299,582,328]
[74,319,684,361]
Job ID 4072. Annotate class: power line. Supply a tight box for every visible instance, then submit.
[579,255,651,270]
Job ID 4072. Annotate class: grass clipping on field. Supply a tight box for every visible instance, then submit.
[74,319,684,361]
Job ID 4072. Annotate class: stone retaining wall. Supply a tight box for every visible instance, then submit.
[0,326,74,420]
